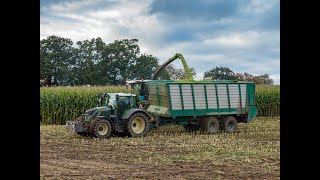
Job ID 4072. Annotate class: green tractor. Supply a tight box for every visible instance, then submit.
[66,93,152,138]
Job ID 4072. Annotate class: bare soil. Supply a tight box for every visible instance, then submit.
[40,117,280,180]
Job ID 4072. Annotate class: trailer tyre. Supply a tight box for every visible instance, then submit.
[90,119,112,138]
[221,116,237,133]
[125,113,150,137]
[201,116,220,134]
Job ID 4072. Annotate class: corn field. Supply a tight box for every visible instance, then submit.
[40,86,130,125]
[40,85,280,125]
[256,85,280,117]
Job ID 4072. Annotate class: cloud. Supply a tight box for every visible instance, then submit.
[149,0,240,21]
[40,0,280,83]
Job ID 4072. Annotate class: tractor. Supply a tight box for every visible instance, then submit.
[66,93,152,138]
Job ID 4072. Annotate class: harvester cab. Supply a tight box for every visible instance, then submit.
[126,80,151,109]
[126,80,150,101]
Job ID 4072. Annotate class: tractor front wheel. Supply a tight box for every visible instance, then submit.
[125,113,150,137]
[90,119,112,138]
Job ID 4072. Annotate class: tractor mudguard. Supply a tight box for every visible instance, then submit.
[88,106,111,121]
[121,108,151,120]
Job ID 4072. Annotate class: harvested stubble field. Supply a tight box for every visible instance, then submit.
[40,117,280,180]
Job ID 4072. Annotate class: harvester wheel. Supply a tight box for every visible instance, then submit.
[200,116,220,134]
[221,116,237,133]
[125,113,150,137]
[90,119,112,138]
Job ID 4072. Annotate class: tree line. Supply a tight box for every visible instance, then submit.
[40,35,273,86]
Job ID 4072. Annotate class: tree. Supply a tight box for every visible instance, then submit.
[156,65,171,80]
[252,74,274,85]
[40,35,201,86]
[99,39,140,85]
[203,66,236,80]
[131,54,159,80]
[73,38,106,85]
[40,35,75,86]
[203,66,274,85]
[162,64,196,80]
[234,72,254,82]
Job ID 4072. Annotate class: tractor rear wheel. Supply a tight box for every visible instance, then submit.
[90,119,112,138]
[200,116,220,134]
[220,116,237,133]
[125,113,150,137]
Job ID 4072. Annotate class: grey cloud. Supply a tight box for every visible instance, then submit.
[149,0,240,21]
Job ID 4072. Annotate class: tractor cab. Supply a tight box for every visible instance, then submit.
[96,93,137,115]
[108,93,137,115]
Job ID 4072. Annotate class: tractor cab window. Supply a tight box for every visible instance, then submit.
[116,96,129,115]
[117,96,136,109]
[107,95,117,107]
[118,96,129,106]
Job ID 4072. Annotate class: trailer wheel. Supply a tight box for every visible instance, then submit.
[221,116,237,133]
[125,113,150,137]
[90,119,112,138]
[200,116,220,134]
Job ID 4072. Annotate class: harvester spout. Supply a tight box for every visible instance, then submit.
[152,53,193,80]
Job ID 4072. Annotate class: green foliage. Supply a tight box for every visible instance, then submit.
[204,66,236,81]
[40,37,163,86]
[72,37,106,85]
[164,64,196,80]
[132,54,159,80]
[40,86,130,125]
[40,35,276,87]
[204,66,274,85]
[256,85,280,117]
[40,35,75,86]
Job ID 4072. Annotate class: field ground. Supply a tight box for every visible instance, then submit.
[40,117,280,180]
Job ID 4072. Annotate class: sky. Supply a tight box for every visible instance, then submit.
[40,0,280,84]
